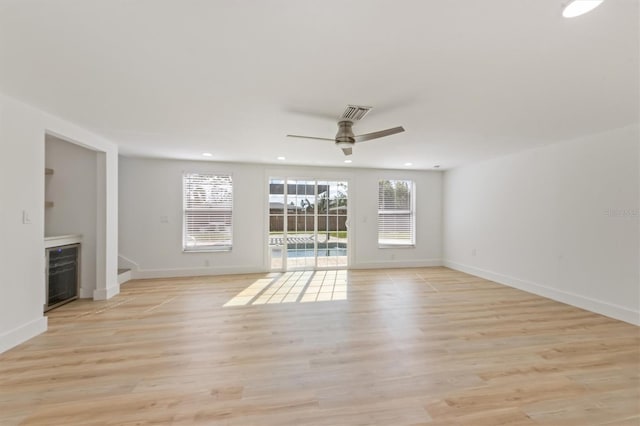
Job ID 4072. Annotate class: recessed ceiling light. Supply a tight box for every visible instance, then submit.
[562,0,604,18]
[404,162,413,167]
[344,159,352,164]
[202,152,213,157]
[277,156,286,160]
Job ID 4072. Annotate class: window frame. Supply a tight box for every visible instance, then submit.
[377,179,416,248]
[182,172,233,252]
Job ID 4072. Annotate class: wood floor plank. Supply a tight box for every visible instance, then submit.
[0,267,638,425]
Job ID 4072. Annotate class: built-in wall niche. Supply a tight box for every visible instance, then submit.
[45,134,98,298]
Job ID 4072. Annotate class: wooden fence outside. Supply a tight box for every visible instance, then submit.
[269,215,347,232]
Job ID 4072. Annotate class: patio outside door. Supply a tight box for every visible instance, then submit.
[269,178,348,271]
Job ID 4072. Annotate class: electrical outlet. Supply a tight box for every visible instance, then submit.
[205,259,211,267]
[472,248,477,256]
[160,216,169,223]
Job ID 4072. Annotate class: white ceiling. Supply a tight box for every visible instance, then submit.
[0,0,638,170]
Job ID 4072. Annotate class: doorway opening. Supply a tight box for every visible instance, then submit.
[268,178,349,271]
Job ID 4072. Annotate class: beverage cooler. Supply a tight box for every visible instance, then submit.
[45,243,80,312]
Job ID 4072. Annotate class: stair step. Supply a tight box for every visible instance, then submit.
[117,268,132,285]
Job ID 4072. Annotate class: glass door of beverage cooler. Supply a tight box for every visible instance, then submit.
[45,243,80,311]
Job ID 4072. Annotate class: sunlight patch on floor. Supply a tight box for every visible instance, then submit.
[300,270,347,303]
[223,278,274,307]
[253,271,313,305]
[224,270,348,307]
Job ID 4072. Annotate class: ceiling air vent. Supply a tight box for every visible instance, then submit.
[340,105,372,122]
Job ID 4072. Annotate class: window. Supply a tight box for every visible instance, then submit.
[378,179,415,247]
[183,173,233,251]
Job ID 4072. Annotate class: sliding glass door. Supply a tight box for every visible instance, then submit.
[269,178,348,271]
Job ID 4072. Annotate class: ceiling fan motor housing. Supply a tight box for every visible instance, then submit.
[336,121,355,147]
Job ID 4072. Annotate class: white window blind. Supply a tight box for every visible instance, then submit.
[378,179,415,247]
[183,173,233,251]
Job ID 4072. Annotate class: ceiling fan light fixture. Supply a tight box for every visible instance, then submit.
[335,141,353,149]
[562,0,605,18]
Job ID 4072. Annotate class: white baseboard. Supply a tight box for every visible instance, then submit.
[0,316,48,354]
[132,265,266,280]
[352,259,443,270]
[130,261,444,279]
[93,283,120,300]
[444,260,640,326]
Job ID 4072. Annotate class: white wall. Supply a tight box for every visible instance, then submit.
[443,125,640,325]
[349,168,442,268]
[0,95,47,353]
[45,135,98,298]
[0,93,119,353]
[119,157,443,277]
[119,159,266,276]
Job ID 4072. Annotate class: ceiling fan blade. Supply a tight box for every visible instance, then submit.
[286,134,334,142]
[354,126,405,143]
[342,147,353,156]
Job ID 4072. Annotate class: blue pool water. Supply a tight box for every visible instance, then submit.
[287,248,347,258]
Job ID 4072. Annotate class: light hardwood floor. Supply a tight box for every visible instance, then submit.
[1,267,638,425]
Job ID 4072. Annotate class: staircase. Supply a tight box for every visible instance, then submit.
[117,254,138,285]
[117,268,132,285]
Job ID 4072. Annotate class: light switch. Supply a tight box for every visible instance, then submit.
[22,210,31,224]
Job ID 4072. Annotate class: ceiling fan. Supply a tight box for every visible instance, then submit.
[286,105,405,156]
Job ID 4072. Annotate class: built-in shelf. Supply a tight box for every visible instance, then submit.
[45,168,54,207]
